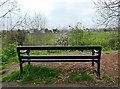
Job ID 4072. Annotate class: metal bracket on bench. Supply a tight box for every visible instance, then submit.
[20,50,28,54]
[94,50,99,54]
[20,50,30,54]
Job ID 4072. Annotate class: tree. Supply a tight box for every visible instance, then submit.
[2,30,27,46]
[33,12,47,30]
[0,0,21,30]
[0,0,19,18]
[95,0,120,50]
[22,12,47,30]
[94,0,120,28]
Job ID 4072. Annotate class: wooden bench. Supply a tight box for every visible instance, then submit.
[17,46,102,79]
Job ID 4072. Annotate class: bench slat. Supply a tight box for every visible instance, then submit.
[22,59,98,62]
[17,46,102,50]
[21,55,98,59]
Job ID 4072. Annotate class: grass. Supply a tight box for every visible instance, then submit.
[3,64,95,84]
[24,31,119,51]
[2,71,21,82]
[30,50,69,55]
[30,50,83,55]
[2,64,60,84]
[2,64,115,85]
[64,70,94,83]
[101,72,112,83]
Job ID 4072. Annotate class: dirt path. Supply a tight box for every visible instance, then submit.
[2,50,119,87]
[2,62,19,77]
[31,51,119,77]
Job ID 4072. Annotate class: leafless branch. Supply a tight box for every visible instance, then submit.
[94,0,119,28]
[0,0,10,7]
[0,7,15,18]
[0,0,19,18]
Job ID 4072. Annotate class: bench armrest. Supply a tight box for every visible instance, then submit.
[94,50,98,53]
[20,50,28,54]
[92,50,99,55]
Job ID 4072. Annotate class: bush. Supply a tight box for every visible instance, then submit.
[108,32,119,50]
[2,43,17,63]
[2,30,27,46]
[68,29,83,46]
[55,33,68,46]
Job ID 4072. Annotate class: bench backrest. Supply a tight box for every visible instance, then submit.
[17,46,102,50]
[17,46,102,60]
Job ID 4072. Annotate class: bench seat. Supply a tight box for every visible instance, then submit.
[21,55,99,59]
[22,58,98,62]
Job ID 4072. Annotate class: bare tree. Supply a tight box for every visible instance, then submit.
[0,1,47,30]
[22,12,47,30]
[94,0,120,28]
[32,12,47,30]
[0,0,19,18]
[0,0,21,30]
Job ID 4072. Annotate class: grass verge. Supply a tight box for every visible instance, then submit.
[2,65,95,84]
[2,64,60,84]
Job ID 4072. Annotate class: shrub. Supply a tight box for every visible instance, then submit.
[2,43,17,63]
[55,33,68,45]
[68,29,83,46]
[2,30,27,46]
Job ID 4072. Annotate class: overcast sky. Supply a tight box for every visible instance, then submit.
[18,0,98,29]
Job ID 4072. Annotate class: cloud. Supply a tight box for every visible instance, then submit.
[48,0,96,28]
[18,0,53,15]
[18,0,97,28]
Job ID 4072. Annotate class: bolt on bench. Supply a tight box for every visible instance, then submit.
[17,46,102,79]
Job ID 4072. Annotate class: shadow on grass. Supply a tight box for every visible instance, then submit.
[2,64,113,85]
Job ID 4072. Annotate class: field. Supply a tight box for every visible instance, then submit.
[23,31,119,50]
[1,30,119,87]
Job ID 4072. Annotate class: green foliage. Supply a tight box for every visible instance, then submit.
[65,71,81,82]
[3,65,94,84]
[64,70,94,83]
[2,30,119,53]
[3,65,60,84]
[101,72,112,83]
[80,71,93,81]
[68,29,83,46]
[24,33,43,46]
[24,33,55,46]
[1,43,18,64]
[55,32,68,46]
[47,50,66,54]
[2,71,21,82]
[2,30,27,46]
[108,33,119,50]
[115,42,120,50]
[16,30,28,45]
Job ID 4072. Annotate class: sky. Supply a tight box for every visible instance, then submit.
[3,0,99,29]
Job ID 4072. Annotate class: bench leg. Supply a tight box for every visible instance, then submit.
[20,62,23,74]
[28,62,30,65]
[97,61,101,79]
[92,61,94,66]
